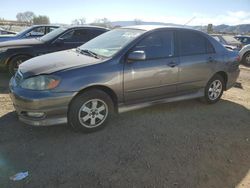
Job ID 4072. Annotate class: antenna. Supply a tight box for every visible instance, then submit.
[184,16,196,26]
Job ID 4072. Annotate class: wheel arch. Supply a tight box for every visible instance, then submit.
[213,71,228,90]
[70,85,118,113]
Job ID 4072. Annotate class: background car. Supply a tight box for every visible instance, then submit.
[0,25,59,42]
[211,34,242,51]
[239,44,250,66]
[0,27,17,35]
[9,26,240,132]
[235,35,250,45]
[0,25,109,75]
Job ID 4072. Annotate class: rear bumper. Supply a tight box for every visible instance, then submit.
[9,77,75,126]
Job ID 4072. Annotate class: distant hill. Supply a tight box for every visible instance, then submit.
[111,21,250,34]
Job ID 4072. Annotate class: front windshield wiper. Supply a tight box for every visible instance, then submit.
[76,48,100,59]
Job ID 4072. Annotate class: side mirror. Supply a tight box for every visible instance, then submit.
[127,51,146,62]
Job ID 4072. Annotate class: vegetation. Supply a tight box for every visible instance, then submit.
[16,11,50,24]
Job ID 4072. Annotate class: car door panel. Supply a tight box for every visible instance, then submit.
[124,57,179,103]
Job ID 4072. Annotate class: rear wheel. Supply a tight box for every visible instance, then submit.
[68,89,114,133]
[8,55,30,75]
[203,74,225,104]
[242,51,250,66]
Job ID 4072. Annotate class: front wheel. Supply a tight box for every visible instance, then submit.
[203,74,225,104]
[68,89,114,133]
[8,55,30,75]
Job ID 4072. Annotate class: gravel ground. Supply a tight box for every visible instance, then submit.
[0,67,250,188]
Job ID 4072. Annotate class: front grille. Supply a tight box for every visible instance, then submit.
[15,70,23,85]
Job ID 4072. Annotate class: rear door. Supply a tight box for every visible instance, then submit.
[177,30,216,93]
[123,30,179,103]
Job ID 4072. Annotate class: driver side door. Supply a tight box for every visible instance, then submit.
[123,30,179,103]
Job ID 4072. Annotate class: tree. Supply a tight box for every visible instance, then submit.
[33,15,50,24]
[134,19,142,25]
[90,18,112,28]
[71,18,86,25]
[16,11,35,23]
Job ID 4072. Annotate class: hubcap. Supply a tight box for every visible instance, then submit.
[245,54,250,65]
[208,80,222,100]
[78,99,108,128]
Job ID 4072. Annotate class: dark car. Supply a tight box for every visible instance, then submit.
[0,26,109,74]
[0,25,59,42]
[9,25,240,133]
[235,35,250,46]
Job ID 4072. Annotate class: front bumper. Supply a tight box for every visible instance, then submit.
[9,77,75,126]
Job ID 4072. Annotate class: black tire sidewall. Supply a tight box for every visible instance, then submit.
[68,89,114,133]
[242,51,250,66]
[204,74,225,104]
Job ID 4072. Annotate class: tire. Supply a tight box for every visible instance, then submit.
[242,51,250,66]
[8,55,30,75]
[68,89,114,133]
[203,74,225,104]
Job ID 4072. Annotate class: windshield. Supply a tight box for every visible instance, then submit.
[79,28,146,58]
[40,27,67,42]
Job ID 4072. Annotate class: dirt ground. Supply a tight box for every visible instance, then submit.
[0,67,249,188]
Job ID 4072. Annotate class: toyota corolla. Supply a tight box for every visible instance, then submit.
[9,25,240,132]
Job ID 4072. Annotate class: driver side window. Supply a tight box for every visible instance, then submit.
[132,31,174,60]
[27,27,46,36]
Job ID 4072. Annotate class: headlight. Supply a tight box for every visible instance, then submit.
[0,48,8,53]
[20,75,60,90]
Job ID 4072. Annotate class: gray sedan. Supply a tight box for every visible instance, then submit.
[9,25,240,132]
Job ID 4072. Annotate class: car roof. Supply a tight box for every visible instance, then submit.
[31,24,60,27]
[62,25,110,30]
[121,25,194,31]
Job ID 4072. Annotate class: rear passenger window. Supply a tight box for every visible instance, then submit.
[178,31,209,56]
[133,31,174,59]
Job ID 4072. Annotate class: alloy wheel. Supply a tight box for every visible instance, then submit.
[208,80,222,100]
[78,99,108,128]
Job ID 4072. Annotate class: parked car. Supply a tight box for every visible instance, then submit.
[239,44,250,66]
[235,35,250,45]
[211,34,242,51]
[0,25,59,42]
[0,28,17,35]
[0,26,109,75]
[9,25,240,132]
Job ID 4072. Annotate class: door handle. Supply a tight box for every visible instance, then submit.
[167,61,177,68]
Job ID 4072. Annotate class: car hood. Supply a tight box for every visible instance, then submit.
[0,38,43,48]
[0,35,17,42]
[19,49,103,78]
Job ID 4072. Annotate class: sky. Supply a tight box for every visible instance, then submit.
[0,0,250,26]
